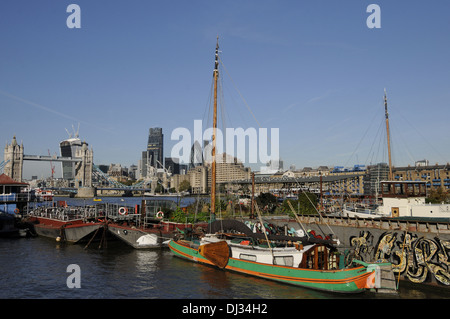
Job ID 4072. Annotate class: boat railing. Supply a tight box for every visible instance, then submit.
[343,203,379,215]
[0,193,34,202]
[28,206,95,221]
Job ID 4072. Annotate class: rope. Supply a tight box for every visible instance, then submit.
[286,200,310,238]
[254,203,273,255]
[219,56,261,128]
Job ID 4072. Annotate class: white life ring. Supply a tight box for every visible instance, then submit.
[118,207,128,215]
[156,211,164,219]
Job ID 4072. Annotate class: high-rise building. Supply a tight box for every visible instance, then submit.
[147,128,163,169]
[190,140,203,169]
[60,136,83,180]
[165,157,180,175]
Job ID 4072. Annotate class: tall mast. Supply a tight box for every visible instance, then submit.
[384,89,393,180]
[211,37,219,218]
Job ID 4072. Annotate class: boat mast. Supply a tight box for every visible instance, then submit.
[211,37,219,219]
[384,89,393,180]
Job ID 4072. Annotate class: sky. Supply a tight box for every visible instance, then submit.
[1,0,449,179]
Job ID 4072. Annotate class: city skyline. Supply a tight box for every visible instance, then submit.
[1,1,449,179]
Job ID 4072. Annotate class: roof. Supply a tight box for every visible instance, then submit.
[0,174,28,186]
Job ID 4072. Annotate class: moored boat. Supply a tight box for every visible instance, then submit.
[343,92,450,220]
[168,38,397,295]
[26,204,105,243]
[343,181,450,220]
[107,200,208,249]
[169,219,396,293]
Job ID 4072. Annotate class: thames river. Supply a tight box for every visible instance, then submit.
[1,197,449,303]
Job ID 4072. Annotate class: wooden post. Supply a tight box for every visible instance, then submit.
[211,37,219,218]
[384,89,393,180]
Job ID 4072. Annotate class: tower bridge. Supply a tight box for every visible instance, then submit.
[2,136,158,197]
[3,135,93,189]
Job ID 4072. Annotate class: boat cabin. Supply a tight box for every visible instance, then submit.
[0,174,29,214]
[380,181,427,198]
[379,181,450,218]
[299,244,340,270]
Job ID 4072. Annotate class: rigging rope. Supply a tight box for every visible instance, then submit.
[219,56,261,128]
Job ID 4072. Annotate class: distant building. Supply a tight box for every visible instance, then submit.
[128,164,137,180]
[393,163,450,192]
[363,163,389,196]
[147,127,164,169]
[165,157,180,175]
[3,136,23,182]
[190,140,203,169]
[59,135,83,181]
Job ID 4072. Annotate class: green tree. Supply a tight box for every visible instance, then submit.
[282,192,318,216]
[426,187,449,204]
[255,192,278,213]
[179,180,191,193]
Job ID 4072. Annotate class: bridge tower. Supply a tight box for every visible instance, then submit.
[4,136,24,182]
[74,141,93,188]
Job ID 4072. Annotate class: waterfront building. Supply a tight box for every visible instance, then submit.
[208,153,251,190]
[188,165,208,194]
[363,163,389,196]
[170,153,251,194]
[392,163,450,192]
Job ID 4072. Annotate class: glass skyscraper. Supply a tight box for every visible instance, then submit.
[60,137,83,180]
[147,127,163,169]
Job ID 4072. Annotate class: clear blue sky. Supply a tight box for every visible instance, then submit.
[1,0,449,179]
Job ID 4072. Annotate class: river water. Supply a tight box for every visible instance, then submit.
[1,197,449,303]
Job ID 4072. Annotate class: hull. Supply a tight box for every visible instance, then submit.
[29,216,104,243]
[108,224,165,249]
[108,221,209,249]
[168,240,376,294]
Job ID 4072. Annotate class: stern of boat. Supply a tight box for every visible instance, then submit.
[354,260,398,294]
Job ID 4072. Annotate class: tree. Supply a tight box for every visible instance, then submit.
[179,180,191,193]
[255,192,278,213]
[426,187,449,204]
[282,192,318,216]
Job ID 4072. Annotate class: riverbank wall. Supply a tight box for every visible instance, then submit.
[266,215,450,288]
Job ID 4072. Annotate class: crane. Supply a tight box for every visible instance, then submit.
[48,149,55,179]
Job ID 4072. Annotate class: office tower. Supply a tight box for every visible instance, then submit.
[190,140,203,169]
[60,135,83,180]
[147,127,163,169]
[165,157,180,175]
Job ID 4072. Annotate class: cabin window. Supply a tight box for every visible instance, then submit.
[273,256,294,267]
[239,254,257,262]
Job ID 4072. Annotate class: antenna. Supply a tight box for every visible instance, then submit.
[65,128,72,138]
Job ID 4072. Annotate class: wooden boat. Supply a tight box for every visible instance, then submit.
[342,92,450,220]
[169,219,396,294]
[169,39,397,294]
